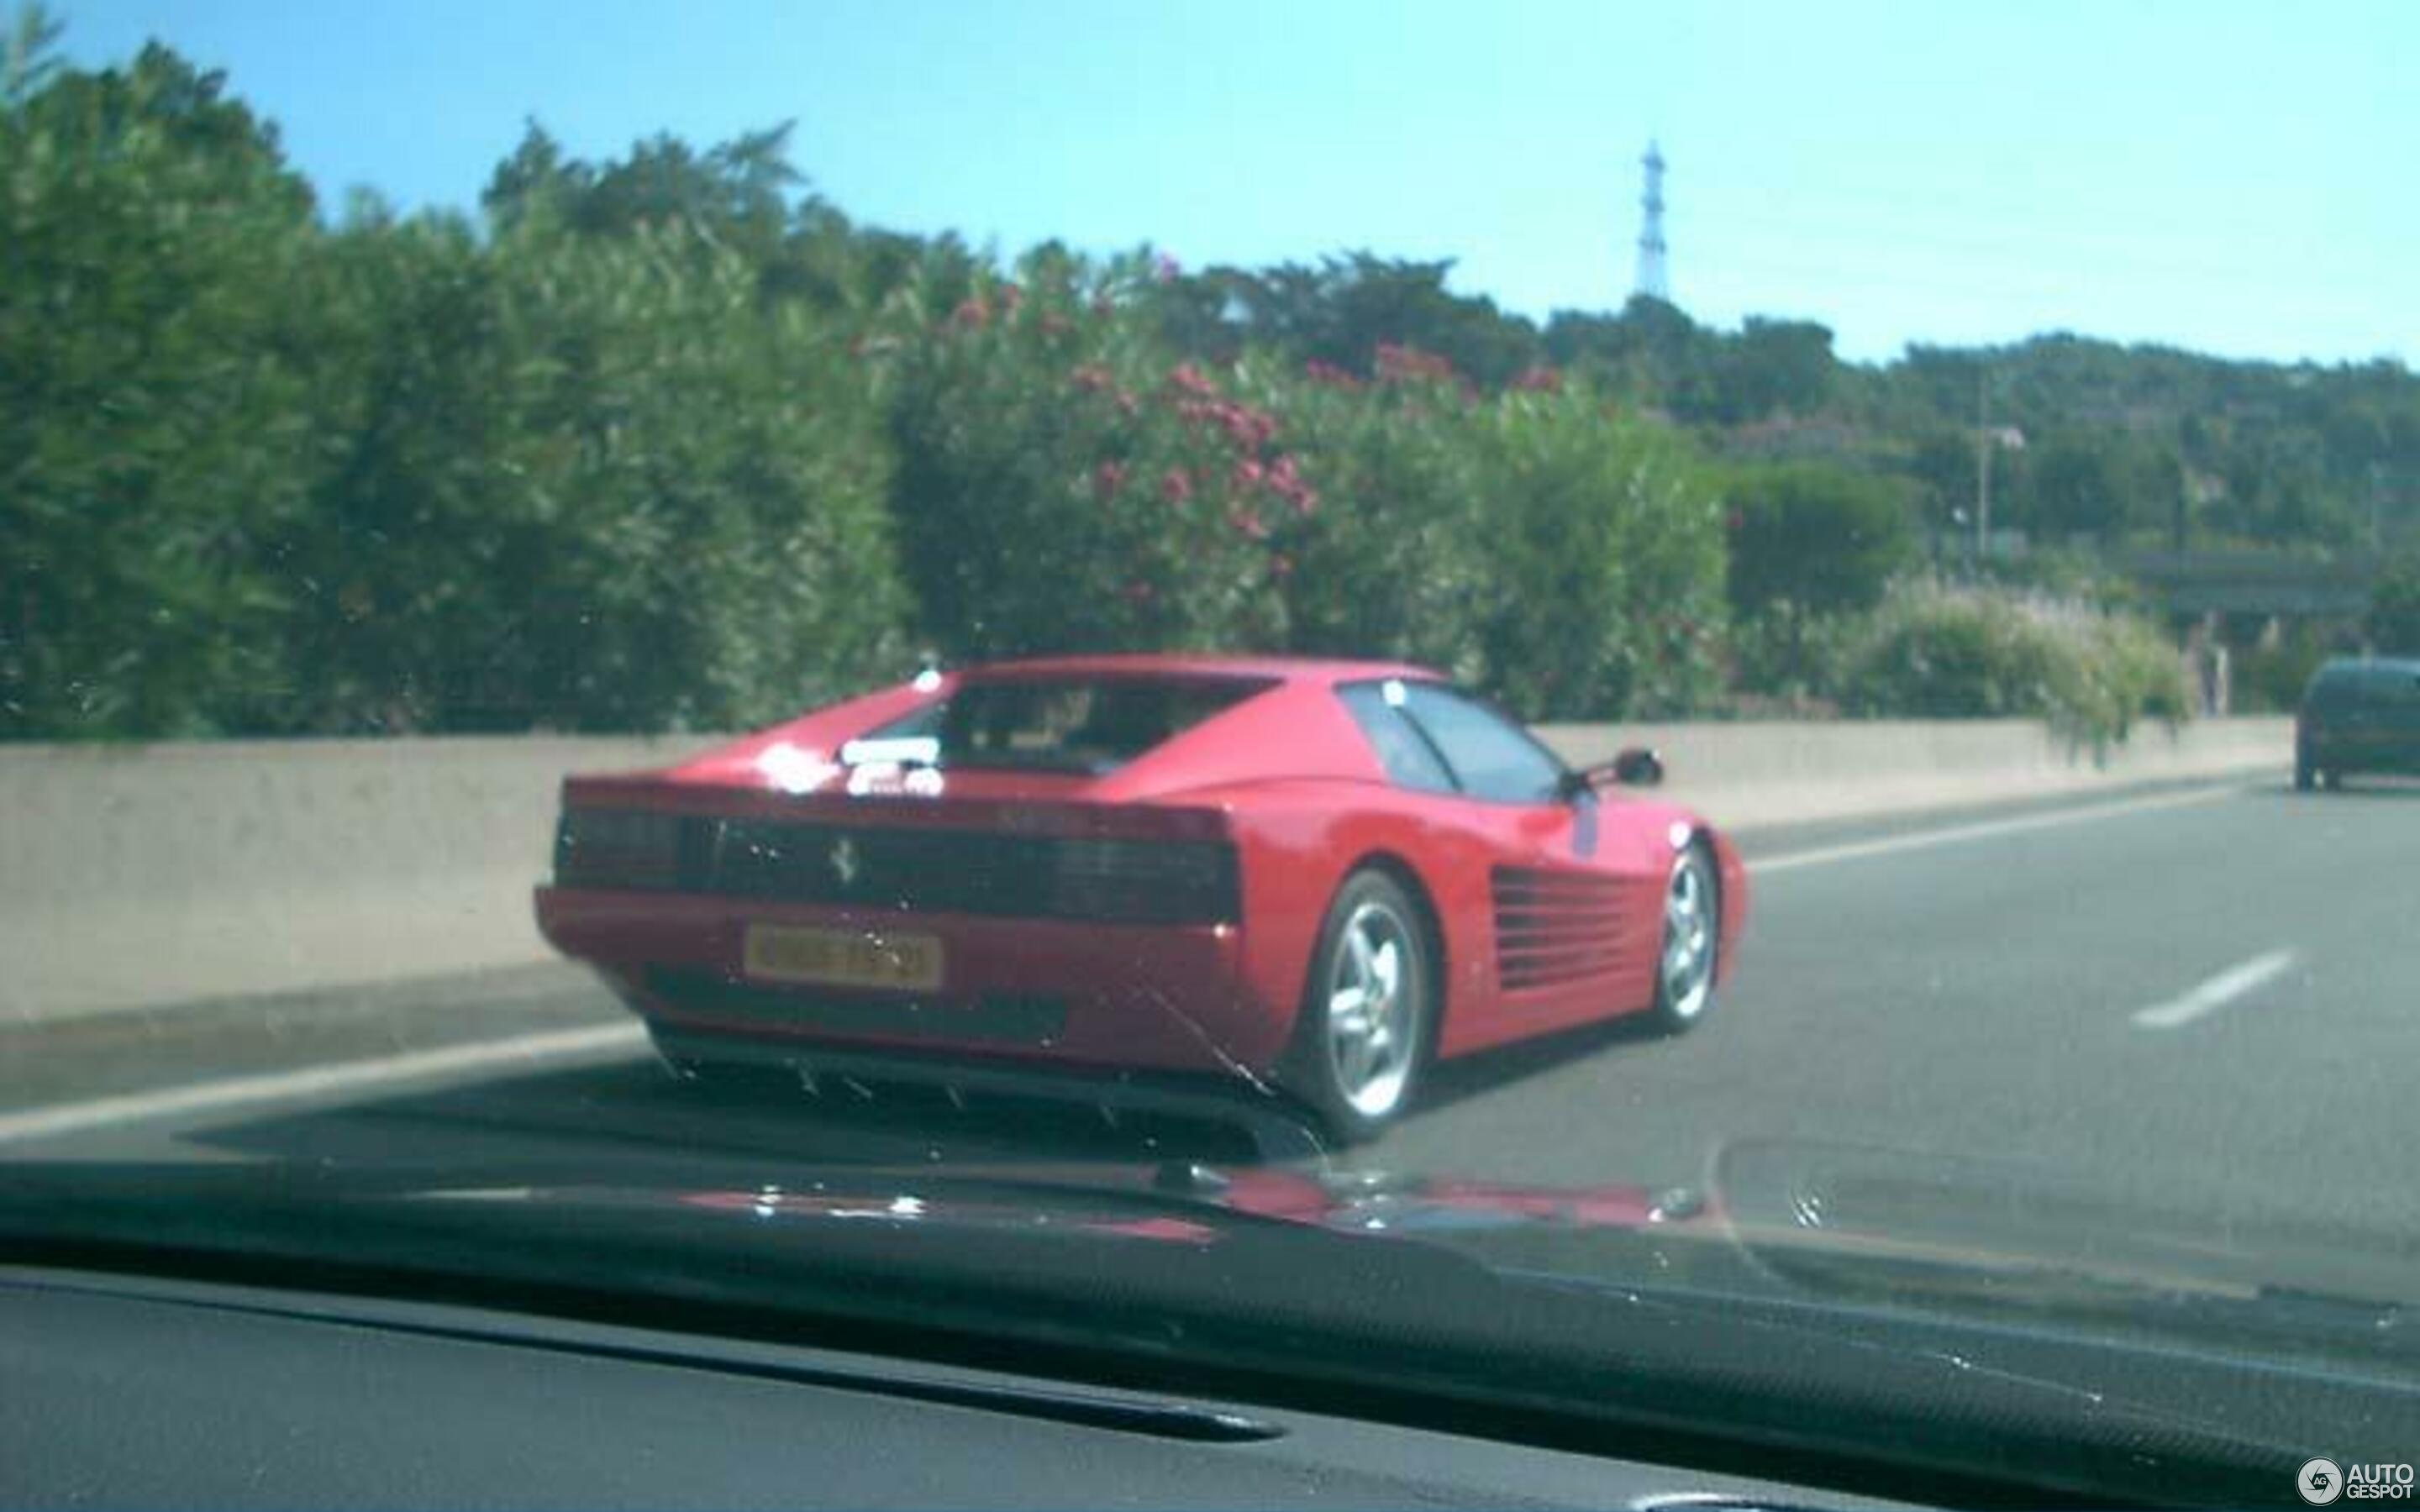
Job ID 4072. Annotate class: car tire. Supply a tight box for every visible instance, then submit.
[1282,870,1436,1145]
[1645,841,1721,1034]
[2294,748,2316,791]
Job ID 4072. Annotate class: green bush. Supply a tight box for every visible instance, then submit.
[1249,356,1492,685]
[1723,462,1915,622]
[1269,358,1727,717]
[1839,582,2190,748]
[276,213,908,733]
[1459,381,1727,719]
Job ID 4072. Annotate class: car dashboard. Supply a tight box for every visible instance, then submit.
[2,1263,1916,1511]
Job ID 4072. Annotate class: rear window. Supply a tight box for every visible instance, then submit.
[868,677,1270,774]
[2307,662,2420,709]
[2306,664,2370,708]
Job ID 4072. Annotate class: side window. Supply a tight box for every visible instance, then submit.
[1400,684,1566,805]
[2307,667,2361,711]
[1336,684,1456,794]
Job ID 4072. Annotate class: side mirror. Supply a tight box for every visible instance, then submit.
[1563,747,1665,799]
[1610,747,1665,788]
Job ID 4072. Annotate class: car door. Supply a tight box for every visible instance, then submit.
[1376,681,1667,1037]
[2339,664,2402,770]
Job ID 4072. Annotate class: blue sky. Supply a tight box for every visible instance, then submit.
[54,0,2417,365]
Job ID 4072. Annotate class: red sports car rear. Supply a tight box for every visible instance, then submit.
[535,655,1747,1139]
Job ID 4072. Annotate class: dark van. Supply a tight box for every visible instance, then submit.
[2296,656,2420,790]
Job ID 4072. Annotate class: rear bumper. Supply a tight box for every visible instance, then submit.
[643,1024,1323,1158]
[534,886,1292,1075]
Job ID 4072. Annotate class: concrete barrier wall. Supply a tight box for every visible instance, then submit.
[0,736,713,1026]
[1539,717,2292,832]
[2,718,2288,1024]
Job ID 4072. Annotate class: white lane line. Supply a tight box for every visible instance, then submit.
[1752,783,2248,876]
[0,1022,648,1146]
[2131,949,2300,1030]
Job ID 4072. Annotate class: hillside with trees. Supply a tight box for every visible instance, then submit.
[7,17,2411,744]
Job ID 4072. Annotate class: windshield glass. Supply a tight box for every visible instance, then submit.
[6,0,2417,1495]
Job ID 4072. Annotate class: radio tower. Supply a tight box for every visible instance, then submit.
[1633,139,1670,302]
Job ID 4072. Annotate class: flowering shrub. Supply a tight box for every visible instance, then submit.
[878,292,1728,717]
[1838,582,2191,748]
[878,254,1298,659]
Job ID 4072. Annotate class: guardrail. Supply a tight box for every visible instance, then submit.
[2,718,2288,1024]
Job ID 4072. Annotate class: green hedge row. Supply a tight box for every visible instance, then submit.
[3,45,2187,744]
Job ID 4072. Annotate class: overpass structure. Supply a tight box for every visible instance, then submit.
[2111,549,2375,621]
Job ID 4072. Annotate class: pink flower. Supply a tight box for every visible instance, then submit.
[1154,252,1181,283]
[1374,343,1455,385]
[1166,362,1216,397]
[1303,359,1360,390]
[1159,467,1193,505]
[1093,461,1127,500]
[1218,404,1276,451]
[1226,507,1270,541]
[1231,458,1266,491]
[951,296,990,330]
[1070,364,1113,393]
[1511,364,1563,394]
[1267,455,1317,517]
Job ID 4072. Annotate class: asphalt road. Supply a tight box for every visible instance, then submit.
[8,774,2416,1245]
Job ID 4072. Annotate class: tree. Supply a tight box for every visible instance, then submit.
[1543,297,1727,420]
[1,41,320,736]
[2370,554,2420,654]
[481,118,870,315]
[3,2,63,106]
[1160,253,1541,390]
[1725,464,1916,619]
[1712,318,1838,423]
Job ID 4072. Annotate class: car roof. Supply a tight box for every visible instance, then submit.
[2318,655,2420,676]
[956,653,1445,687]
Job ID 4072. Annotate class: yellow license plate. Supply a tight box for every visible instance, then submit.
[742,924,944,992]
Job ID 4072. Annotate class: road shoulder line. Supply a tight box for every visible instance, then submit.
[1752,782,2248,875]
[0,1022,648,1145]
[2133,949,2300,1030]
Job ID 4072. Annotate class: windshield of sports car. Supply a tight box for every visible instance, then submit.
[7,0,2419,1494]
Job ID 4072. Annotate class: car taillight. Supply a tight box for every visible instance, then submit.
[1051,837,1239,925]
[555,808,685,890]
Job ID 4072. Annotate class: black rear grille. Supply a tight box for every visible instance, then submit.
[565,812,1237,926]
[650,969,1065,1045]
[709,819,1057,915]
